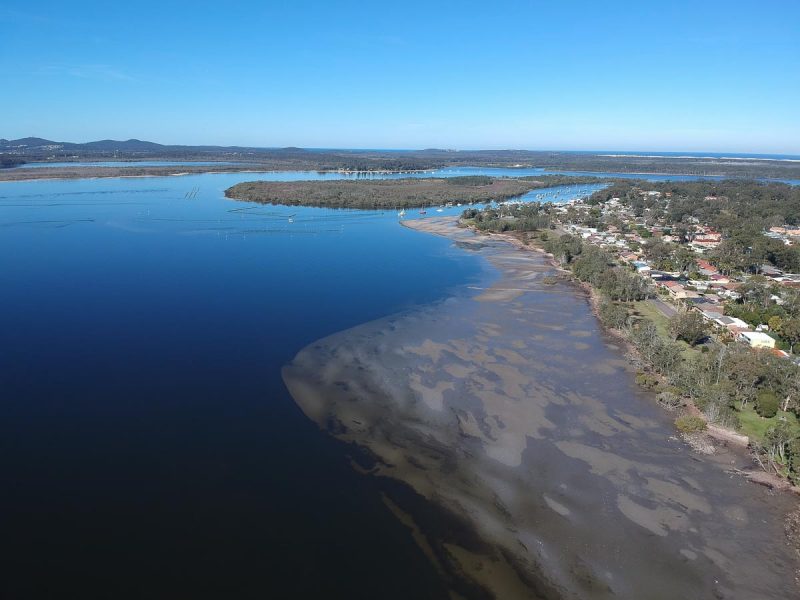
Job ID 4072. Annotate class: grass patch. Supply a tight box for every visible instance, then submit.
[633,300,670,336]
[737,404,800,442]
[631,300,701,361]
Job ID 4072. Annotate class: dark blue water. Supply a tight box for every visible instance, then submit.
[1,173,500,599]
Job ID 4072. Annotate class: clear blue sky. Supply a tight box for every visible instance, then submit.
[2,0,798,153]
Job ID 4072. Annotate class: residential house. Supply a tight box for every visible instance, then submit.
[690,236,721,252]
[738,331,776,349]
[760,264,783,277]
[714,315,750,334]
[699,308,724,323]
[696,259,719,276]
[663,281,700,299]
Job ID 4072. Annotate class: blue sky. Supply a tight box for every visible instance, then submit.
[1,1,798,153]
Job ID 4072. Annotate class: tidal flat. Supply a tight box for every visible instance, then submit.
[283,217,798,599]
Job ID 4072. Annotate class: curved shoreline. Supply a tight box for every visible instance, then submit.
[282,217,799,599]
[471,224,800,494]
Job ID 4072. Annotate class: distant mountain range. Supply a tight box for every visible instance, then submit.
[0,137,276,156]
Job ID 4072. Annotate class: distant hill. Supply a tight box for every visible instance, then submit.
[0,137,167,154]
[2,137,61,148]
[0,137,323,161]
[80,139,166,152]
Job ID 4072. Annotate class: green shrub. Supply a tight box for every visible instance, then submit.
[598,300,629,329]
[675,415,707,434]
[635,371,660,390]
[657,391,681,410]
[755,390,779,418]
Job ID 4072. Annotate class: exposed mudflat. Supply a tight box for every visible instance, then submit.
[283,217,798,599]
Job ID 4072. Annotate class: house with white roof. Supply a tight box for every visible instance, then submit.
[738,331,776,349]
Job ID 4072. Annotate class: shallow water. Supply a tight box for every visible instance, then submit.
[284,219,798,599]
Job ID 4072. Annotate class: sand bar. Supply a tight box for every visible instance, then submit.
[284,217,798,599]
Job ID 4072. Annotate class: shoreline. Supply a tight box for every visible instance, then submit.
[283,216,799,599]
[460,221,800,493]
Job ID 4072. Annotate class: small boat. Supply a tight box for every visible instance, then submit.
[398,209,405,217]
[436,208,443,213]
[419,203,427,215]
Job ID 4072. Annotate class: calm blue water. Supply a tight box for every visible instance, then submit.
[1,172,504,598]
[0,168,794,598]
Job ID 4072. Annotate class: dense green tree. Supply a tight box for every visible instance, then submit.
[599,301,629,329]
[669,311,707,346]
[781,318,800,354]
[768,315,784,332]
[755,391,779,418]
[711,240,746,275]
[674,246,696,275]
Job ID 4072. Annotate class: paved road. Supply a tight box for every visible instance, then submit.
[652,297,677,318]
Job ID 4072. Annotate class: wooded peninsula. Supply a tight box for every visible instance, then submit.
[224,175,602,209]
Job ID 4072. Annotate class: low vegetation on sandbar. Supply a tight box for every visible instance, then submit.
[224,175,601,209]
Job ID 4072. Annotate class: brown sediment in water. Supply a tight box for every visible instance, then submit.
[282,217,798,599]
